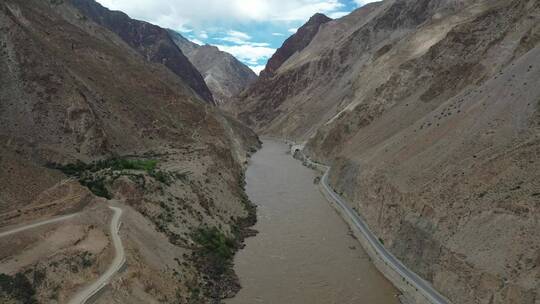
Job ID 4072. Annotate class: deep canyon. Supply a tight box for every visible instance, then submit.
[0,0,539,303]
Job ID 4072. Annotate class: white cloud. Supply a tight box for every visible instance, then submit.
[94,0,351,67]
[288,28,298,33]
[96,0,347,28]
[189,38,204,45]
[198,31,209,39]
[353,0,381,6]
[219,36,246,44]
[215,44,275,65]
[248,65,266,75]
[249,42,271,47]
[230,0,344,22]
[269,0,343,21]
[217,30,270,47]
[227,30,251,41]
[328,11,348,18]
[177,27,193,33]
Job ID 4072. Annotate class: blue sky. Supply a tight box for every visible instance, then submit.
[96,0,378,74]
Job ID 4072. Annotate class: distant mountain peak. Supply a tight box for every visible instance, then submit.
[168,30,257,104]
[307,13,332,24]
[259,13,332,79]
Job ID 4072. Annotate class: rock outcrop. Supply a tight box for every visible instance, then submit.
[169,30,258,104]
[231,0,540,303]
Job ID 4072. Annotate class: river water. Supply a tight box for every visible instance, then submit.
[226,140,398,304]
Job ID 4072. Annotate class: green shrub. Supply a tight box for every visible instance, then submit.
[81,251,94,268]
[48,157,158,199]
[150,170,172,185]
[192,227,235,272]
[0,273,37,304]
[80,177,111,199]
[107,158,158,172]
[49,160,87,176]
[88,158,157,173]
[50,157,158,176]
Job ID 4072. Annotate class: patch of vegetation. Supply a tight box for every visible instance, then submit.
[114,158,158,171]
[51,157,158,176]
[231,193,257,239]
[191,227,235,274]
[81,251,94,268]
[189,225,244,300]
[150,170,171,185]
[187,285,202,303]
[0,273,37,304]
[48,157,163,198]
[187,171,258,301]
[80,176,111,199]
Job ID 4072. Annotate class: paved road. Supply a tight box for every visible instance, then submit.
[68,206,125,304]
[301,154,451,304]
[0,213,80,238]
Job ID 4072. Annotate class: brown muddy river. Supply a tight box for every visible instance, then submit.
[226,140,398,304]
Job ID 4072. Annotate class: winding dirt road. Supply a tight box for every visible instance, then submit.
[68,206,125,304]
[0,213,80,238]
[0,205,125,304]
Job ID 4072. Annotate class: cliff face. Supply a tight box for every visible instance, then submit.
[232,0,540,303]
[169,30,258,104]
[0,0,259,302]
[70,0,215,104]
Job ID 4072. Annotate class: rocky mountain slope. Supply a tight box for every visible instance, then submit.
[71,0,215,104]
[0,0,259,303]
[231,0,540,303]
[169,30,257,104]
